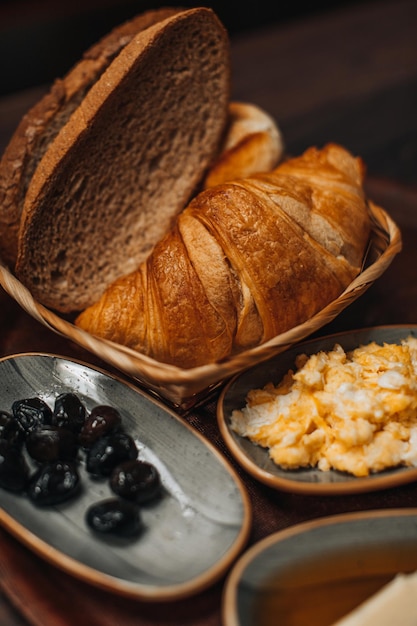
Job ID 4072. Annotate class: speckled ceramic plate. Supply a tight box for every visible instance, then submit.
[0,353,251,601]
[217,325,417,495]
[222,508,417,626]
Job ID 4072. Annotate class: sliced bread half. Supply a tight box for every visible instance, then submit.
[0,7,182,269]
[15,7,231,314]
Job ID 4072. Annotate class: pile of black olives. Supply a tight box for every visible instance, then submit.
[0,393,162,539]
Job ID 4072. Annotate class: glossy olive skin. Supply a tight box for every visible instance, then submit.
[0,410,24,447]
[79,405,122,448]
[28,460,81,506]
[53,393,87,433]
[25,425,79,463]
[12,397,53,435]
[86,432,138,477]
[110,459,161,503]
[86,497,142,537]
[2,393,163,542]
[0,439,31,492]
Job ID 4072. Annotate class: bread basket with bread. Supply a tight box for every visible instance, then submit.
[0,7,401,410]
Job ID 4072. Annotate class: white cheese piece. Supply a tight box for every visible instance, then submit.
[332,571,417,625]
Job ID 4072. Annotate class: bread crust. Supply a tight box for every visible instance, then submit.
[14,7,231,313]
[0,7,182,268]
[203,102,284,188]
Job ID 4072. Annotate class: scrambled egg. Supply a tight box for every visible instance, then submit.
[230,336,417,477]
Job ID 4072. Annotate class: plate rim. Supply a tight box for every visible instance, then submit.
[0,351,252,602]
[217,324,417,496]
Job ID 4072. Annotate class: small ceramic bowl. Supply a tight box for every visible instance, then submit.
[218,325,417,495]
[222,508,417,626]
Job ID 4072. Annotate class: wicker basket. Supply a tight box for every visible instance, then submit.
[0,201,401,410]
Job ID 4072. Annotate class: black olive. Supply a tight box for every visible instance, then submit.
[28,460,80,506]
[53,393,87,433]
[110,459,161,503]
[85,498,142,537]
[0,439,31,492]
[26,425,79,463]
[79,405,122,448]
[12,397,53,435]
[0,410,24,447]
[86,432,138,477]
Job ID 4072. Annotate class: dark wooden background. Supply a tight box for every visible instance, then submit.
[0,0,369,95]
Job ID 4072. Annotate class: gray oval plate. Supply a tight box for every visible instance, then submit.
[0,353,251,601]
[218,325,417,495]
[222,508,417,626]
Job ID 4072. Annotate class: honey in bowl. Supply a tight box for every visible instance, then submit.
[251,543,417,626]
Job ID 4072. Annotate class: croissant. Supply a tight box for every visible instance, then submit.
[76,143,371,369]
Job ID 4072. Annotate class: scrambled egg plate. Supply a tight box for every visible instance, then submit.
[230,336,417,477]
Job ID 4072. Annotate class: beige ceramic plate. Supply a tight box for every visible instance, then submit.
[218,325,417,495]
[222,508,417,626]
[0,353,251,601]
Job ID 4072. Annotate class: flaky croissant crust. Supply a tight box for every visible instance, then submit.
[76,143,371,368]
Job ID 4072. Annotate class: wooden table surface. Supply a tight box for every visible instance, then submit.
[0,1,417,624]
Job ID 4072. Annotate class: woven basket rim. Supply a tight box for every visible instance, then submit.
[0,201,402,407]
